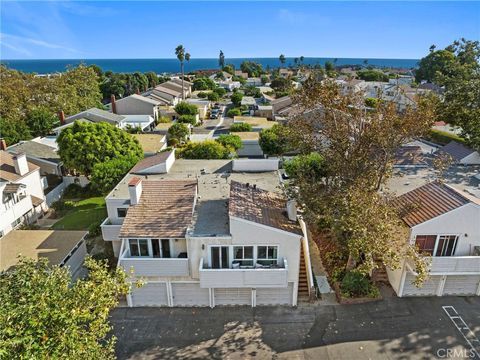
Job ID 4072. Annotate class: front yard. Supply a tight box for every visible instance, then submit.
[51,197,107,230]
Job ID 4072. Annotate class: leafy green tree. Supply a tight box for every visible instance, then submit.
[207,92,220,102]
[244,86,262,98]
[284,152,327,180]
[357,70,389,82]
[0,257,131,359]
[179,140,230,159]
[174,101,198,116]
[227,108,242,118]
[213,87,227,97]
[192,77,216,91]
[240,61,263,77]
[230,92,243,107]
[259,124,290,156]
[26,107,59,137]
[325,61,335,72]
[270,77,292,93]
[219,50,225,69]
[91,156,136,193]
[279,54,286,66]
[230,122,252,132]
[223,64,235,75]
[261,75,269,85]
[0,117,31,146]
[57,121,143,177]
[415,48,456,83]
[167,123,189,146]
[177,114,197,125]
[145,71,159,88]
[215,134,243,151]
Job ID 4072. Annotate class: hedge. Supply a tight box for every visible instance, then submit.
[425,129,465,146]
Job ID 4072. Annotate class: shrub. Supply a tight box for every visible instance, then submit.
[88,220,103,238]
[179,140,230,159]
[62,183,84,199]
[230,92,243,107]
[193,77,216,91]
[213,87,227,97]
[158,116,171,123]
[227,108,242,117]
[365,97,380,108]
[197,91,207,98]
[259,124,289,156]
[174,101,198,116]
[357,69,389,82]
[177,115,197,125]
[216,134,243,151]
[230,122,252,132]
[207,92,220,102]
[341,271,379,298]
[168,123,189,145]
[426,129,465,146]
[284,152,326,179]
[51,200,75,216]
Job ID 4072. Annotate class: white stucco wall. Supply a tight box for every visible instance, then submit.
[115,97,158,117]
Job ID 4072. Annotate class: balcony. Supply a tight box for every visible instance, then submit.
[100,218,121,241]
[198,258,288,288]
[118,247,189,277]
[430,256,480,275]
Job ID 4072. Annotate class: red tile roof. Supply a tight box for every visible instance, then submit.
[229,181,302,235]
[394,181,472,227]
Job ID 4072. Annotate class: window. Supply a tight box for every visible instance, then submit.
[117,208,128,218]
[436,235,458,257]
[129,239,149,257]
[257,246,278,266]
[415,235,436,255]
[233,246,254,266]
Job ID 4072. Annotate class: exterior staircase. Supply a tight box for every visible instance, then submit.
[298,242,310,301]
[371,260,389,283]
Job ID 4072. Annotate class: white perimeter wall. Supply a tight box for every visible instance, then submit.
[232,159,279,172]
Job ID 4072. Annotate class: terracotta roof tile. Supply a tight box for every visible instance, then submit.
[229,181,302,235]
[394,181,471,227]
[119,180,197,238]
[0,150,39,182]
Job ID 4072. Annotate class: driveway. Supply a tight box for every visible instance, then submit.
[111,296,480,359]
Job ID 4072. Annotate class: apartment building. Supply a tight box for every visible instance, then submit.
[101,157,313,307]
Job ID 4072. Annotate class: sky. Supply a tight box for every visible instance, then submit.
[0,1,479,60]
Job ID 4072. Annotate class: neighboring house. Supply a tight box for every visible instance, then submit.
[122,115,155,131]
[132,134,167,156]
[394,145,432,168]
[271,96,293,121]
[241,96,257,111]
[6,140,64,176]
[387,181,480,297]
[113,94,161,119]
[129,150,175,174]
[279,68,294,78]
[209,71,233,82]
[246,78,262,87]
[218,80,241,91]
[186,99,211,120]
[234,70,248,79]
[0,230,87,280]
[439,141,480,165]
[53,108,127,134]
[388,76,414,86]
[146,85,182,106]
[170,78,193,96]
[255,105,273,120]
[0,151,47,237]
[101,158,314,307]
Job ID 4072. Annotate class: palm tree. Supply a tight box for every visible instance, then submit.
[175,45,190,100]
[219,50,225,69]
[279,54,286,67]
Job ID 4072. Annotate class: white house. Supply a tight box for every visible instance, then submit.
[101,158,314,307]
[0,151,47,237]
[439,141,480,165]
[387,181,480,297]
[113,94,162,119]
[53,107,127,135]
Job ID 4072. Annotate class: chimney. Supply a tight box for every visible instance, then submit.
[58,110,65,125]
[0,138,6,151]
[12,153,29,176]
[110,94,117,114]
[286,200,297,221]
[128,177,142,205]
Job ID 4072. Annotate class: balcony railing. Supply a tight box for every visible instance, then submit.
[198,257,288,288]
[430,256,480,274]
[118,246,189,277]
[100,218,121,241]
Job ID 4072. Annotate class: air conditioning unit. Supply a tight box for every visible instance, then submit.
[472,246,480,256]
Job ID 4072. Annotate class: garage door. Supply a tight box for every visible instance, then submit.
[215,288,251,306]
[172,283,209,307]
[131,282,168,306]
[403,274,440,296]
[256,283,293,306]
[443,275,480,296]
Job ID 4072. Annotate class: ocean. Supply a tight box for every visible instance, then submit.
[0,57,419,74]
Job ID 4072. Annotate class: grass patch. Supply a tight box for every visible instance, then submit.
[51,197,107,231]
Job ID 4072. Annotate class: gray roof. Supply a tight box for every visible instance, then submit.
[8,141,61,164]
[440,141,476,162]
[66,107,125,125]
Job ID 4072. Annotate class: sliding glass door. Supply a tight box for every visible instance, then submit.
[211,246,229,269]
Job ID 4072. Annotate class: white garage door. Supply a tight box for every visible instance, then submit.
[443,275,480,296]
[256,283,293,306]
[215,288,251,306]
[131,282,168,306]
[403,274,440,296]
[172,283,210,307]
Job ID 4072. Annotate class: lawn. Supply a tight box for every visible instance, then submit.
[51,197,107,230]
